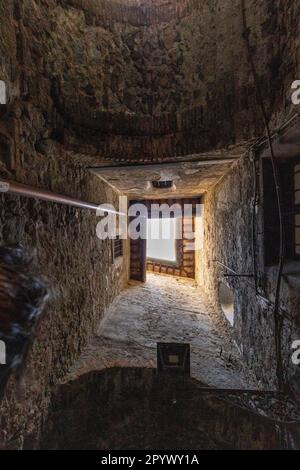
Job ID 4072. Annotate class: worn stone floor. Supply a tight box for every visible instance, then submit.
[63,273,258,389]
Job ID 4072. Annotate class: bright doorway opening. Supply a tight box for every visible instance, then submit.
[146,218,178,264]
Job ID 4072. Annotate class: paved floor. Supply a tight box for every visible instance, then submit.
[63,273,258,389]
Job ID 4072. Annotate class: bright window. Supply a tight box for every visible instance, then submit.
[147,218,178,263]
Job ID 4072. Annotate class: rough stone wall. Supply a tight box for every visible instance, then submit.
[0,143,128,448]
[41,368,298,450]
[0,0,130,446]
[197,154,300,396]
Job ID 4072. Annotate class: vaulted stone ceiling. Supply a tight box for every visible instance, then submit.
[1,0,290,197]
[46,0,280,165]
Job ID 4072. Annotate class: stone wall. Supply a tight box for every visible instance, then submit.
[197,153,300,396]
[0,148,128,448]
[0,143,128,448]
[0,1,131,446]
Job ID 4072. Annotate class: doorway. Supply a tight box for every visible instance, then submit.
[146,217,178,264]
[129,198,201,281]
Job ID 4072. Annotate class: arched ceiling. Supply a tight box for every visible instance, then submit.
[4,0,286,170]
[49,0,279,164]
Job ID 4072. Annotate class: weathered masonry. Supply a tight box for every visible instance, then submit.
[0,0,300,450]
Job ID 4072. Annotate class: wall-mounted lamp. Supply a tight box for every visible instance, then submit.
[152,180,174,189]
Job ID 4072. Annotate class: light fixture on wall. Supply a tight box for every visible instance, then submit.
[152,180,174,189]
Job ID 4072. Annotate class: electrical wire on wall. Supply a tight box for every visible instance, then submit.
[250,148,259,294]
[241,0,287,392]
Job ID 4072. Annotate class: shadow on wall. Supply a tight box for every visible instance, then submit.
[41,367,290,450]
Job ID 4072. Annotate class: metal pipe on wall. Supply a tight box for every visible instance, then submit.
[0,179,126,216]
[213,260,254,277]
